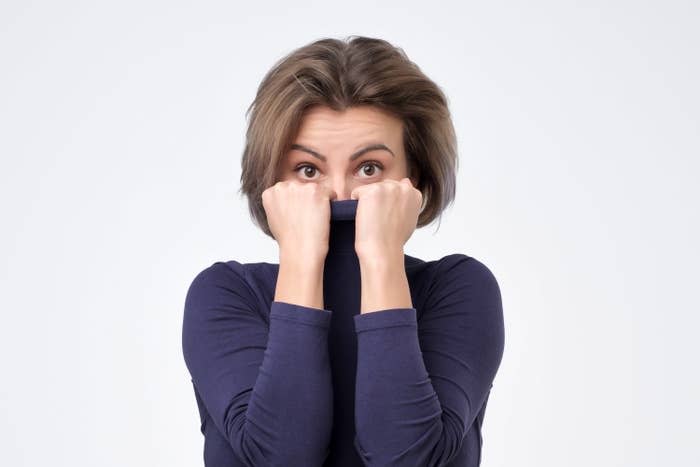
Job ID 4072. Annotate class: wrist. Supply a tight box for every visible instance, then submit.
[357,246,404,269]
[279,248,327,269]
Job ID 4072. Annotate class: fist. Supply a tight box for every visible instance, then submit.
[350,177,422,259]
[262,180,337,260]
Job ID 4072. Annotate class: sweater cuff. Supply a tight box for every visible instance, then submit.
[353,308,416,333]
[270,301,333,328]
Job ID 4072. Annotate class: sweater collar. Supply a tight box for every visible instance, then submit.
[328,199,357,256]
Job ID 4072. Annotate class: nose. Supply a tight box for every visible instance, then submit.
[325,178,352,201]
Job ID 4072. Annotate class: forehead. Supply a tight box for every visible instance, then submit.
[296,105,403,137]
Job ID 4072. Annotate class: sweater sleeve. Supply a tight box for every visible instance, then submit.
[352,254,505,466]
[181,261,334,466]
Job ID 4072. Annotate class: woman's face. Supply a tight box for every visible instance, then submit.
[278,105,417,201]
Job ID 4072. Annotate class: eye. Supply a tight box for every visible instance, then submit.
[294,163,320,180]
[293,161,385,181]
[357,161,384,178]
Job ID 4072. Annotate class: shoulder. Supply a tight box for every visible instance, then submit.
[420,253,504,346]
[431,253,500,287]
[185,260,246,295]
[184,259,279,319]
[184,259,266,316]
[422,253,502,311]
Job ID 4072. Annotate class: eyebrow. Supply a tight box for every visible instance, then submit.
[289,143,395,162]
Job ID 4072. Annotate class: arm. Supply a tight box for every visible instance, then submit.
[352,254,505,466]
[182,260,334,466]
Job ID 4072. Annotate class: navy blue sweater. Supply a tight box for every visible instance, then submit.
[182,199,505,466]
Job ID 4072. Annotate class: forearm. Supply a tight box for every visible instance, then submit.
[275,251,326,309]
[353,309,447,466]
[247,301,334,465]
[358,249,413,314]
[352,254,505,466]
[183,261,334,465]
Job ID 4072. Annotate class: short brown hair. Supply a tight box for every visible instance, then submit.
[238,35,458,239]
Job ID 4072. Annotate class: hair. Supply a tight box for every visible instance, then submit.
[238,35,458,239]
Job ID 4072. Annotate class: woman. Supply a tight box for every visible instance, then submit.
[182,36,505,466]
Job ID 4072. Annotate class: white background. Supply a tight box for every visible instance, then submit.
[1,1,698,466]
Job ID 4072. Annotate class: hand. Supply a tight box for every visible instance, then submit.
[262,180,336,261]
[350,177,422,260]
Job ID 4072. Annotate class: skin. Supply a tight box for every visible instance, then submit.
[267,104,423,314]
